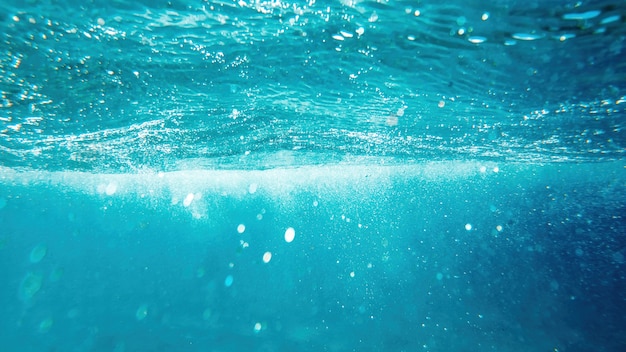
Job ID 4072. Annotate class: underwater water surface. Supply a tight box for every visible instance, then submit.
[1,0,625,351]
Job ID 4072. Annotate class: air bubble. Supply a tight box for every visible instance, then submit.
[135,304,148,321]
[468,36,486,44]
[30,244,48,263]
[284,227,295,243]
[183,193,194,207]
[224,275,234,287]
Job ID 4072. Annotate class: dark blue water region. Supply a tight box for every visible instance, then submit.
[0,161,624,352]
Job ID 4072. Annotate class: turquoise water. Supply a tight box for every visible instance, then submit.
[1,0,625,351]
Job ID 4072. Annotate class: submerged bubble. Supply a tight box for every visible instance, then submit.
[468,36,486,44]
[284,227,295,243]
[562,10,601,21]
[612,251,625,264]
[49,267,64,282]
[39,317,53,333]
[550,280,559,291]
[29,243,48,263]
[135,304,148,321]
[600,15,620,25]
[196,267,205,278]
[183,193,194,207]
[202,308,212,320]
[558,34,576,41]
[224,275,234,287]
[248,183,258,194]
[105,182,117,195]
[512,33,543,41]
[19,272,43,301]
[339,30,353,38]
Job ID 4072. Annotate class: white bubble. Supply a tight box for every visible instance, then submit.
[254,322,262,333]
[340,30,353,38]
[468,36,486,44]
[284,227,295,243]
[183,193,194,207]
[237,224,246,234]
[349,271,355,278]
[263,252,272,263]
[248,183,258,194]
[512,32,543,41]
[465,223,472,231]
[224,275,234,287]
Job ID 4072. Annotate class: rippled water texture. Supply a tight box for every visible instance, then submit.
[0,0,625,171]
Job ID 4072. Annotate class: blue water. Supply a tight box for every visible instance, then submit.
[1,0,625,351]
